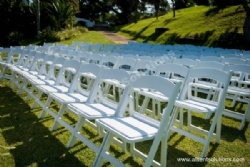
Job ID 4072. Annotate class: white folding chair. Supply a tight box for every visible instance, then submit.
[200,56,222,62]
[221,57,247,65]
[196,60,225,70]
[223,64,250,130]
[29,59,81,109]
[99,55,119,68]
[7,50,38,88]
[87,53,103,64]
[0,48,25,81]
[21,57,67,104]
[104,57,137,102]
[133,59,158,75]
[133,63,189,120]
[113,57,137,71]
[170,68,232,158]
[9,52,46,92]
[193,61,226,102]
[17,54,57,95]
[65,69,131,152]
[172,57,198,68]
[93,75,181,167]
[40,64,102,131]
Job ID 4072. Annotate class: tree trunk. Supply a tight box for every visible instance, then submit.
[241,0,250,45]
[243,14,250,45]
[172,0,175,18]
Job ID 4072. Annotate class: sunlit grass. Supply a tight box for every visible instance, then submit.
[0,78,249,167]
[117,5,245,47]
[57,31,114,45]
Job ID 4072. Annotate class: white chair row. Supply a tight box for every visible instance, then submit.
[0,45,248,166]
[2,47,249,133]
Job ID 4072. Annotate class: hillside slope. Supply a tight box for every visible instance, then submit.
[117,5,247,49]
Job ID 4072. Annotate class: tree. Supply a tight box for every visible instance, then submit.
[45,0,76,30]
[113,0,140,24]
[0,0,36,46]
[141,0,169,19]
[240,0,250,45]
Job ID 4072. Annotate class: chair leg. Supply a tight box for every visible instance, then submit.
[17,79,27,95]
[50,104,67,131]
[93,133,113,167]
[31,90,43,108]
[179,108,184,129]
[187,110,192,131]
[240,102,250,130]
[39,96,53,119]
[67,116,86,148]
[25,85,35,102]
[200,111,221,158]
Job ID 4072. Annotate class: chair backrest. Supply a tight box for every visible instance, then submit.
[196,61,225,70]
[200,56,222,62]
[45,57,67,81]
[28,52,47,72]
[155,63,189,89]
[121,53,138,59]
[37,54,56,76]
[87,69,131,106]
[0,48,10,62]
[179,68,232,109]
[16,50,37,68]
[134,60,158,74]
[113,57,137,71]
[221,57,247,65]
[78,51,90,62]
[6,48,25,65]
[115,75,182,122]
[68,63,102,96]
[88,53,103,64]
[137,56,152,61]
[172,58,198,68]
[224,64,250,83]
[89,44,103,52]
[54,59,81,87]
[99,55,119,68]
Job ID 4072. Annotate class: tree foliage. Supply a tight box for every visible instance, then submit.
[0,0,36,46]
[45,0,76,30]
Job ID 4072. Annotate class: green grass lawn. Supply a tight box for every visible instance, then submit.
[0,78,249,167]
[57,31,114,45]
[116,5,246,49]
[0,23,249,166]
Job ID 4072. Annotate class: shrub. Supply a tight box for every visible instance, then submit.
[57,26,88,41]
[38,27,60,43]
[7,31,23,46]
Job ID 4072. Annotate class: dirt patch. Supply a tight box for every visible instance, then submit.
[99,31,134,44]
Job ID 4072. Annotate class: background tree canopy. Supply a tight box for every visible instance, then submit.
[0,0,249,47]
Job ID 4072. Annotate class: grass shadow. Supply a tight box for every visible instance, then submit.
[0,86,87,167]
[205,7,224,16]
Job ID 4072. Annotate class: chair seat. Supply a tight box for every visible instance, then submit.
[36,85,69,94]
[19,70,39,77]
[102,79,126,89]
[134,88,168,101]
[175,99,217,113]
[30,78,55,85]
[96,116,159,142]
[82,72,96,79]
[50,92,88,103]
[227,87,250,96]
[68,103,116,119]
[26,74,46,80]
